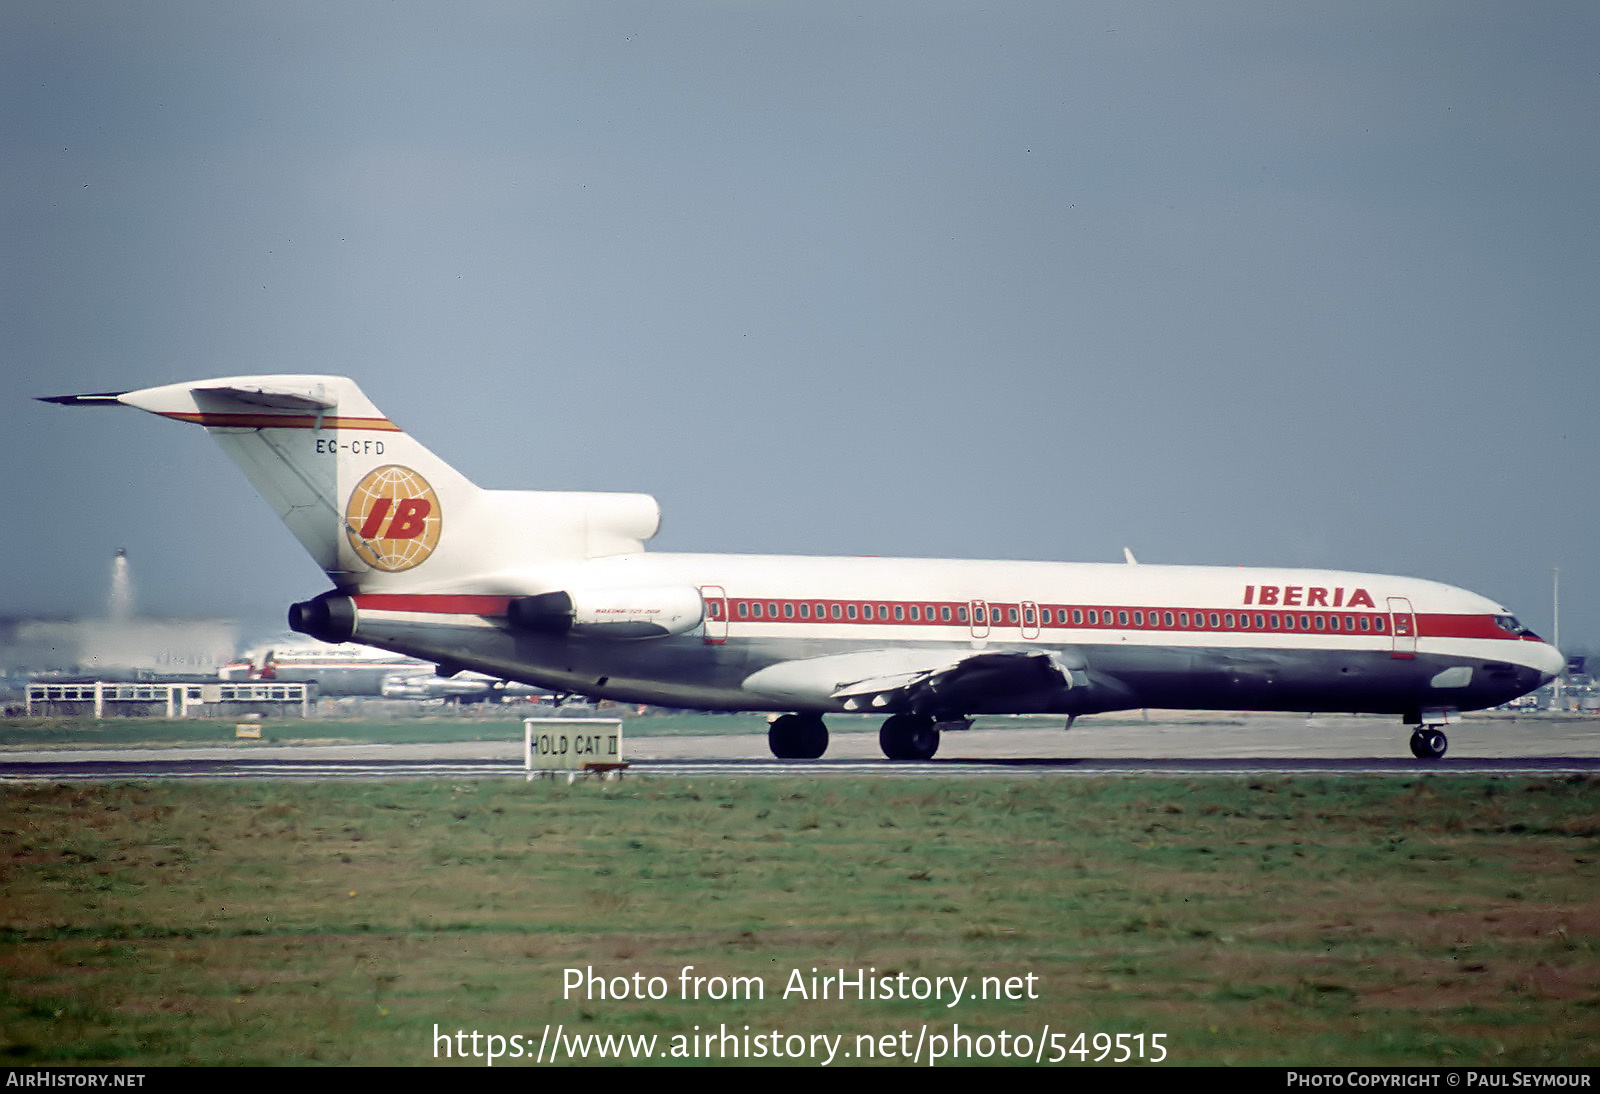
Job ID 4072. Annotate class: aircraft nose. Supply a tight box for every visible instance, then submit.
[1531,640,1566,685]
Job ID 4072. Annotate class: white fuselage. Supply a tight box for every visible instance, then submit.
[331,552,1563,719]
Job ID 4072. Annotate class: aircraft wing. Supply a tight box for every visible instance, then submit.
[742,646,1090,715]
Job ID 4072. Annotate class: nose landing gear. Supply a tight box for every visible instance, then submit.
[1409,727,1448,760]
[1405,708,1457,760]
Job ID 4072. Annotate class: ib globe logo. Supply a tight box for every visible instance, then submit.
[343,465,441,572]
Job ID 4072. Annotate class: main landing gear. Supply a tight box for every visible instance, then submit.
[879,713,941,761]
[767,713,828,759]
[767,713,948,761]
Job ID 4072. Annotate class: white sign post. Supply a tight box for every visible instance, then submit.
[523,717,626,782]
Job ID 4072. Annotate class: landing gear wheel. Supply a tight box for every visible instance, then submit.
[879,713,940,761]
[1409,728,1448,760]
[768,713,828,759]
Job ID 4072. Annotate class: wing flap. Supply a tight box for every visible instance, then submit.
[743,648,966,706]
[743,647,1082,714]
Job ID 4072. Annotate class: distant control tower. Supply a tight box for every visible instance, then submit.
[109,547,133,623]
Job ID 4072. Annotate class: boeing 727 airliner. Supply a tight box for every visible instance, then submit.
[43,376,1563,760]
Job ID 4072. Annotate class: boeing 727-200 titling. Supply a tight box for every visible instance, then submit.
[43,376,1563,760]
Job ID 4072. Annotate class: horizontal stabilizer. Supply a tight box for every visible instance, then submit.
[37,391,128,406]
[191,383,337,411]
[42,379,341,417]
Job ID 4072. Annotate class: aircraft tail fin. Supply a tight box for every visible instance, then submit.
[42,375,660,592]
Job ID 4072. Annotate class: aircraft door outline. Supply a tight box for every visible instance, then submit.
[701,586,728,645]
[1021,600,1040,640]
[969,599,990,640]
[1388,596,1416,659]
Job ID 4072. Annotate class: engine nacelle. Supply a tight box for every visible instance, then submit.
[288,593,357,643]
[507,586,705,640]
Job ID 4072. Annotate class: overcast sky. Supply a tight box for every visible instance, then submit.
[4,2,1596,652]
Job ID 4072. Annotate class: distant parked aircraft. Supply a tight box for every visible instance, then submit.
[219,635,427,696]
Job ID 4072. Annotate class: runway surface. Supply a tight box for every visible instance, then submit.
[4,755,1597,782]
[3,715,1596,781]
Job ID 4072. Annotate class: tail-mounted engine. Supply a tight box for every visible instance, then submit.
[288,593,357,643]
[507,586,704,640]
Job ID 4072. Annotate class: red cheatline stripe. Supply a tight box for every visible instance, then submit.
[348,591,1525,645]
[353,594,513,614]
[719,598,1531,642]
[160,412,403,431]
[721,598,1403,635]
[1415,614,1530,641]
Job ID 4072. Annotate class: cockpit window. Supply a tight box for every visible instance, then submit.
[1494,615,1530,637]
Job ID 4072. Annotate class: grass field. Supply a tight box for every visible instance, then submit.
[2,773,1597,1066]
